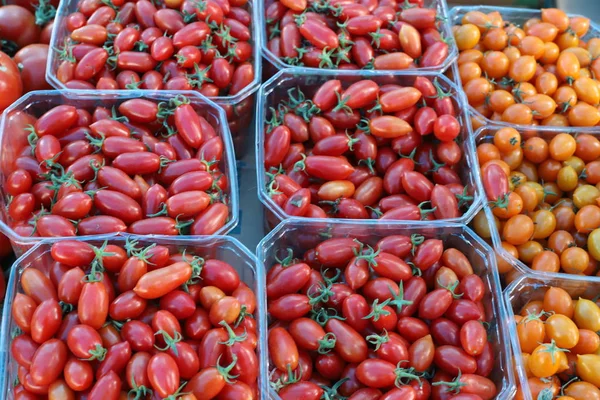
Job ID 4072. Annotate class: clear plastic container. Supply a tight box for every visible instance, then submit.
[257,218,516,400]
[46,0,263,158]
[215,90,259,158]
[449,5,600,132]
[260,0,458,76]
[474,124,600,283]
[255,69,484,230]
[47,0,262,103]
[0,233,268,399]
[0,90,239,255]
[504,274,600,400]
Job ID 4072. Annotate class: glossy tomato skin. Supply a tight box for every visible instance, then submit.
[147,353,180,397]
[29,339,67,386]
[325,319,368,363]
[78,281,109,330]
[96,340,131,379]
[88,370,121,400]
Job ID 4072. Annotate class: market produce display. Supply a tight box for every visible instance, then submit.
[263,225,507,400]
[453,8,600,127]
[264,0,452,70]
[475,125,600,280]
[8,238,260,398]
[1,93,235,239]
[507,279,600,399]
[3,1,600,399]
[259,74,478,222]
[51,0,255,95]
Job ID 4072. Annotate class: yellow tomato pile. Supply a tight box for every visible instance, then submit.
[513,286,600,399]
[474,127,600,279]
[454,8,600,127]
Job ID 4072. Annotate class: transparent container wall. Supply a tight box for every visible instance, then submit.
[260,0,458,76]
[256,69,483,226]
[504,274,600,400]
[0,90,239,255]
[0,234,268,399]
[474,124,600,284]
[450,5,600,132]
[214,91,258,159]
[257,219,516,400]
[48,0,262,105]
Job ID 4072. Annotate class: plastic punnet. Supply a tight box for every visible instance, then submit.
[47,0,262,104]
[504,274,600,400]
[257,218,516,400]
[0,233,268,399]
[260,0,458,75]
[255,69,483,229]
[450,5,600,132]
[0,90,239,255]
[474,123,600,283]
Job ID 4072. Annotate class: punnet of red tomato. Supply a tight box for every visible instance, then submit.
[0,234,267,399]
[258,219,514,400]
[505,274,600,400]
[47,0,259,98]
[450,6,600,130]
[256,70,482,228]
[261,0,457,73]
[0,90,238,255]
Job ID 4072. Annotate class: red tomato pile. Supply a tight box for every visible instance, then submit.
[4,96,232,238]
[266,235,498,400]
[53,0,255,94]
[265,0,451,70]
[10,239,259,399]
[263,77,474,221]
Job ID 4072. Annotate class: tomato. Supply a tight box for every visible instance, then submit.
[67,324,106,360]
[133,262,191,299]
[545,314,579,349]
[528,341,566,378]
[0,5,40,48]
[147,353,180,397]
[460,320,488,356]
[325,319,368,363]
[30,298,61,343]
[269,327,299,371]
[190,203,229,235]
[88,370,121,400]
[279,382,324,400]
[574,298,600,331]
[78,281,108,330]
[0,50,23,111]
[409,334,435,372]
[29,339,67,386]
[13,44,51,92]
[434,345,477,375]
[355,359,396,388]
[64,357,94,391]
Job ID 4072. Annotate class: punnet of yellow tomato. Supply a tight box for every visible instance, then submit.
[451,6,600,128]
[472,124,600,280]
[505,275,600,400]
